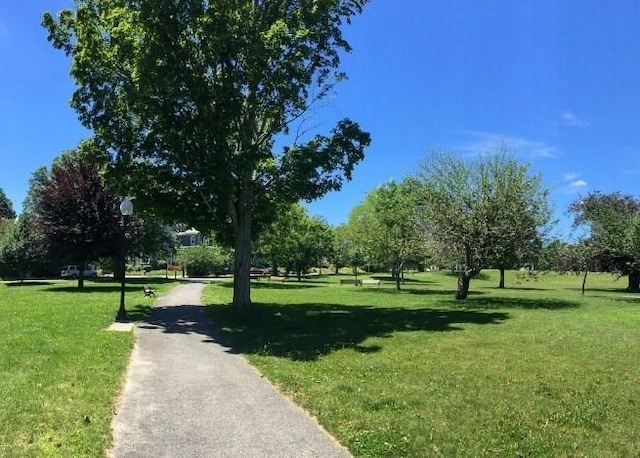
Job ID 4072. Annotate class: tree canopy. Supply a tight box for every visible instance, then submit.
[43,0,371,308]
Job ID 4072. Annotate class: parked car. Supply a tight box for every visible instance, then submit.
[60,265,98,278]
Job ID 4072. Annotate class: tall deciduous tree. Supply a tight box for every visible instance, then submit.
[43,0,371,308]
[30,149,122,289]
[416,152,551,299]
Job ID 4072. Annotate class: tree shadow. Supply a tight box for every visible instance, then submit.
[203,302,510,361]
[369,275,432,284]
[456,296,580,310]
[356,288,485,297]
[127,304,153,321]
[216,281,322,290]
[46,285,150,293]
[5,281,55,287]
[45,277,177,293]
[137,303,221,337]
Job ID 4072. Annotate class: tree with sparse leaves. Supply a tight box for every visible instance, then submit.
[415,152,551,299]
[43,0,371,308]
[569,191,640,292]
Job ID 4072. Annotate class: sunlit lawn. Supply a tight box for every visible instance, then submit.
[0,278,174,457]
[204,270,640,457]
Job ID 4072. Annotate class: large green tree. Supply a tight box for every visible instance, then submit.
[43,0,370,308]
[415,152,551,299]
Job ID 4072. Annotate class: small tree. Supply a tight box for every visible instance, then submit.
[345,179,427,290]
[569,191,640,292]
[0,215,48,281]
[260,204,332,281]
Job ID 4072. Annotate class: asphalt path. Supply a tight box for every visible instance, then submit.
[109,282,351,458]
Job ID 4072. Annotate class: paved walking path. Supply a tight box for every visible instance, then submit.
[110,282,351,458]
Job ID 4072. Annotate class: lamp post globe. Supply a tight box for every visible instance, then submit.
[116,198,133,322]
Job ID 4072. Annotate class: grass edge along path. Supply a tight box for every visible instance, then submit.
[0,278,175,457]
[204,271,640,457]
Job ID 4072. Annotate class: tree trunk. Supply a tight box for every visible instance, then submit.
[498,268,505,289]
[456,271,471,300]
[77,260,86,290]
[581,271,588,295]
[232,183,253,309]
[628,270,640,292]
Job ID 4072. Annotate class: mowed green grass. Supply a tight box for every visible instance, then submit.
[204,271,640,457]
[0,278,172,457]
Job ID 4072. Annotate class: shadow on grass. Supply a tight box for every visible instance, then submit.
[354,287,484,297]
[5,281,55,287]
[45,277,177,293]
[204,302,510,361]
[369,275,432,284]
[456,296,580,310]
[217,281,323,290]
[47,285,152,293]
[134,302,510,361]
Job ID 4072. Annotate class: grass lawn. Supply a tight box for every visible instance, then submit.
[0,278,174,457]
[204,270,640,457]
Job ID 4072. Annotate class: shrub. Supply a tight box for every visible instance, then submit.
[175,245,230,277]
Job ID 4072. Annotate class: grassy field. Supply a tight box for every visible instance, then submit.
[0,278,174,457]
[204,270,640,457]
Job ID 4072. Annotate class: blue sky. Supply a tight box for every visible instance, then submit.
[2,1,640,238]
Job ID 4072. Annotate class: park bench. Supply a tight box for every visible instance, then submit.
[361,279,381,287]
[143,285,156,297]
[269,276,287,282]
[340,278,362,286]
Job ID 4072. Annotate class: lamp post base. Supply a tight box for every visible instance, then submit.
[115,308,129,322]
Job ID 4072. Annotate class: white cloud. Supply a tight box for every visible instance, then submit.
[451,131,560,159]
[563,172,580,182]
[562,111,589,127]
[558,172,587,194]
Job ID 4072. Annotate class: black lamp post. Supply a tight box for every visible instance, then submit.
[116,197,133,322]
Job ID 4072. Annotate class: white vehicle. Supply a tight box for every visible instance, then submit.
[60,265,98,278]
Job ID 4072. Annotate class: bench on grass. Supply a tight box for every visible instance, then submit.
[361,279,381,287]
[340,278,362,286]
[143,285,156,297]
[269,276,287,282]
